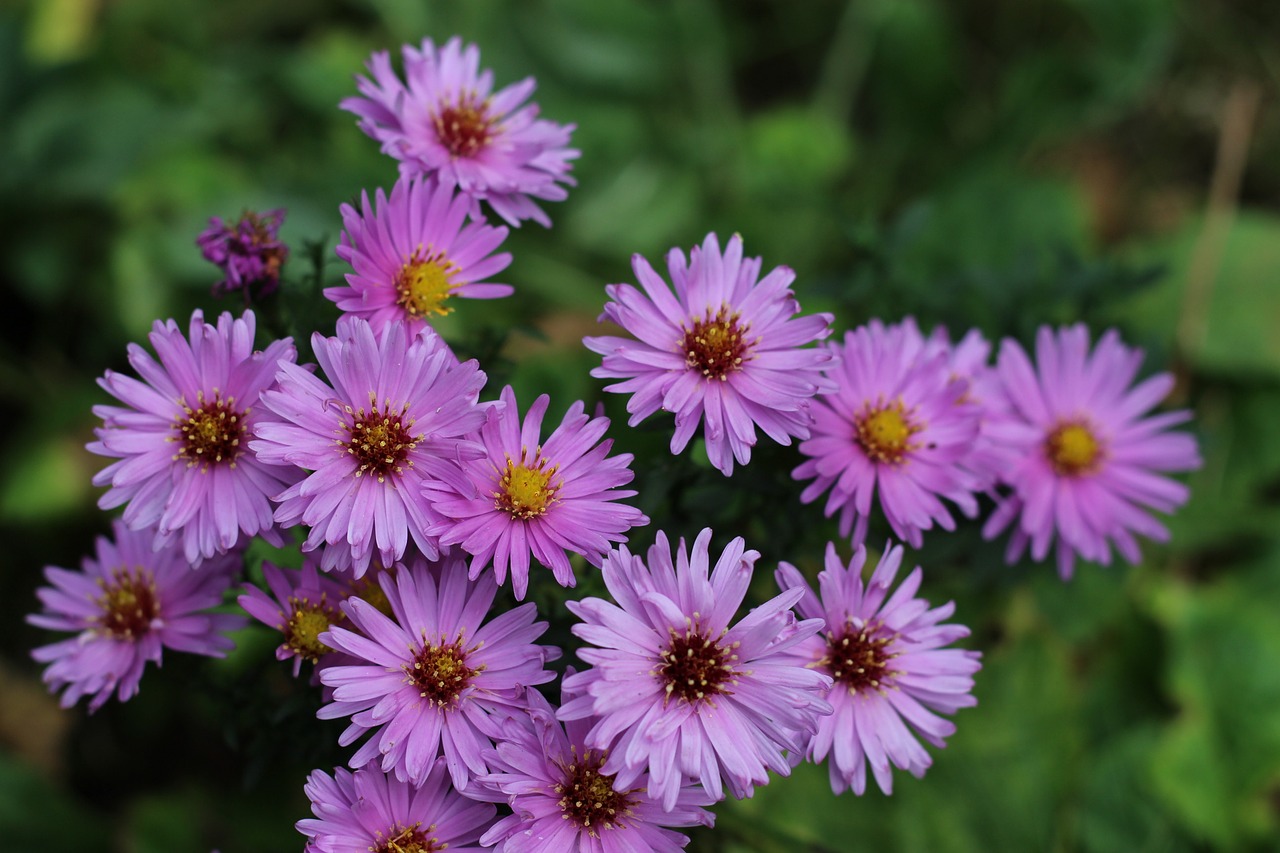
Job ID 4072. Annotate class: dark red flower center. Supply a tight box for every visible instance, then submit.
[406,638,478,708]
[681,309,751,381]
[1044,421,1104,476]
[433,98,493,158]
[854,401,921,464]
[372,823,441,853]
[174,392,245,470]
[822,622,896,695]
[96,566,159,640]
[556,749,637,836]
[341,399,421,482]
[657,624,739,704]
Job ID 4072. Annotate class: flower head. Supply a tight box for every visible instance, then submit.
[559,529,832,810]
[316,555,558,791]
[479,687,714,853]
[28,520,244,712]
[298,761,496,853]
[428,385,648,600]
[982,325,1201,578]
[197,208,288,300]
[584,233,836,476]
[89,309,298,565]
[341,37,578,227]
[793,319,984,549]
[250,317,486,577]
[775,542,981,795]
[328,176,512,334]
[238,557,351,676]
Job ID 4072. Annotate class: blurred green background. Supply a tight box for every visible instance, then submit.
[3,0,1279,850]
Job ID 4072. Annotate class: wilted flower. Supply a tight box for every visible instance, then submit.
[197,208,289,299]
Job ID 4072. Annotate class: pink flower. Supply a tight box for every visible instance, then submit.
[585,233,835,476]
[428,385,648,600]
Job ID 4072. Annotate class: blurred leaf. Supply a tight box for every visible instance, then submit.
[0,753,108,852]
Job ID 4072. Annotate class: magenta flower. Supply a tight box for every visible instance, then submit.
[196,208,289,300]
[341,36,578,227]
[89,309,298,565]
[298,761,495,853]
[982,325,1201,578]
[237,557,351,676]
[250,317,487,577]
[558,529,832,811]
[584,233,836,476]
[28,520,244,712]
[775,542,981,795]
[316,555,558,791]
[479,687,714,853]
[793,319,984,549]
[427,385,648,600]
[327,175,512,334]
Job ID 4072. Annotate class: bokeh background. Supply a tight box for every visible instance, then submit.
[2,0,1279,850]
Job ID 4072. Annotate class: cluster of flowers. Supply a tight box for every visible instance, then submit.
[29,35,1198,852]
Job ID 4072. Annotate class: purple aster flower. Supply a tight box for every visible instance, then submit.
[237,557,351,676]
[793,319,984,549]
[28,520,244,712]
[775,542,981,795]
[316,555,558,791]
[328,175,513,334]
[427,385,648,600]
[558,529,832,811]
[479,686,714,853]
[250,317,487,577]
[341,36,578,227]
[298,761,495,853]
[89,309,298,565]
[584,233,836,476]
[982,325,1201,578]
[196,208,289,300]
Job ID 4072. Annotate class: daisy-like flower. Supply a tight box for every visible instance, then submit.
[297,761,495,853]
[793,319,984,549]
[316,555,558,791]
[250,317,487,577]
[775,542,981,795]
[327,176,513,334]
[196,208,289,300]
[427,385,648,600]
[479,687,714,853]
[28,520,244,712]
[89,309,298,565]
[584,233,836,476]
[558,528,832,811]
[341,36,578,227]
[982,325,1201,578]
[237,557,350,676]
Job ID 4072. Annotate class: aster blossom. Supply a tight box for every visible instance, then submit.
[28,520,244,712]
[237,557,351,676]
[558,528,832,811]
[328,175,513,333]
[982,324,1201,578]
[479,687,714,853]
[793,318,984,549]
[297,761,495,853]
[251,317,486,576]
[427,385,648,600]
[584,232,836,476]
[89,309,298,564]
[342,36,578,227]
[316,555,558,790]
[775,542,981,795]
[196,208,289,299]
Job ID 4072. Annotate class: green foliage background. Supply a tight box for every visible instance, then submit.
[2,0,1279,850]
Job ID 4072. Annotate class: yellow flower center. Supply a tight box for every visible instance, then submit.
[495,455,559,520]
[1045,422,1103,476]
[284,597,341,663]
[373,823,441,853]
[854,403,920,464]
[395,251,459,319]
